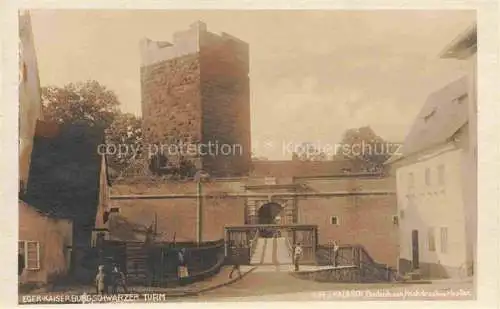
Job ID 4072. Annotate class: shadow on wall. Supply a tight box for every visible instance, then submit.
[108,215,149,242]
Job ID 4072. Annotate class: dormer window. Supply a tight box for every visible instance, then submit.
[454,94,468,105]
[423,109,436,122]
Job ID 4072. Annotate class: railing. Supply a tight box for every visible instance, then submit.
[225,224,318,264]
[316,244,399,282]
[249,229,260,258]
[99,240,226,287]
[284,232,293,257]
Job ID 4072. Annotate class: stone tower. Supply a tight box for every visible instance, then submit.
[140,21,251,177]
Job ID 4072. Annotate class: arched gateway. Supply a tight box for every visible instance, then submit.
[257,202,283,225]
[225,199,317,265]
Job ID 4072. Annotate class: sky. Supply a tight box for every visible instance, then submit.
[29,10,475,159]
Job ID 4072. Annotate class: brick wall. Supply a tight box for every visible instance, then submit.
[108,181,246,242]
[250,160,367,177]
[297,194,398,267]
[298,176,395,192]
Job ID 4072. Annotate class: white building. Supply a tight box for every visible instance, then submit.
[389,25,476,279]
[440,24,477,281]
[19,10,43,191]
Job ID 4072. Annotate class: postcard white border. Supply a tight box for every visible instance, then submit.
[1,0,499,308]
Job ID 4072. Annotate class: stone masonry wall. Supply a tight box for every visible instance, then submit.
[200,34,251,177]
[297,194,398,267]
[140,54,202,167]
[140,31,251,177]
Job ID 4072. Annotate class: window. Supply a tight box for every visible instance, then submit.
[264,177,276,185]
[425,168,431,186]
[437,164,445,186]
[423,109,436,122]
[20,62,28,83]
[392,215,399,226]
[18,240,40,270]
[330,216,339,225]
[408,172,414,189]
[18,241,25,257]
[454,94,468,105]
[440,227,448,253]
[427,228,436,252]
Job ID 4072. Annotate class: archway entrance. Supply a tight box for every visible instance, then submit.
[257,202,283,237]
[258,202,283,224]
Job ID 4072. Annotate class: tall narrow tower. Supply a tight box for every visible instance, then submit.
[140,21,251,177]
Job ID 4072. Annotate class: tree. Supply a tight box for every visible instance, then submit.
[105,112,143,174]
[41,81,147,175]
[42,80,119,129]
[337,126,395,171]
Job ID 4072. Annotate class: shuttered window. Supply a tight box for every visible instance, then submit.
[440,227,448,253]
[437,164,445,186]
[19,240,40,270]
[427,228,436,252]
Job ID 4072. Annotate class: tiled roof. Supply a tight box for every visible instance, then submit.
[250,159,366,178]
[400,76,469,157]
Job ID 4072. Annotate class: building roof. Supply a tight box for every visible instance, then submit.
[22,122,105,220]
[440,24,477,60]
[250,159,366,178]
[398,76,469,159]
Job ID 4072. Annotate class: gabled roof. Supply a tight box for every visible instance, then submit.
[399,76,469,158]
[22,122,105,219]
[440,24,477,60]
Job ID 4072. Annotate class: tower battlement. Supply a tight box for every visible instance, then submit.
[140,22,251,178]
[140,21,248,69]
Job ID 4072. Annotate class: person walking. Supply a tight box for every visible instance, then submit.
[95,265,107,295]
[111,264,128,294]
[293,243,303,271]
[228,243,242,279]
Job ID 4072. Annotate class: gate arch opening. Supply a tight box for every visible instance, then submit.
[257,202,284,238]
[257,202,283,225]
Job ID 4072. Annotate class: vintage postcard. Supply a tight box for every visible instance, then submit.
[10,6,494,306]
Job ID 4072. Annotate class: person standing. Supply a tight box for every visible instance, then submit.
[177,248,189,286]
[332,240,340,267]
[293,243,303,271]
[95,265,107,295]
